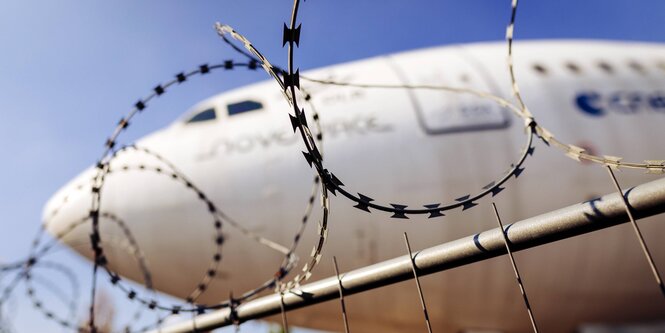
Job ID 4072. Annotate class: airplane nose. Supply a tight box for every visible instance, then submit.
[39,140,246,303]
[43,133,169,253]
[42,166,98,252]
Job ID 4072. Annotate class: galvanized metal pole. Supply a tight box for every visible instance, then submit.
[152,176,665,333]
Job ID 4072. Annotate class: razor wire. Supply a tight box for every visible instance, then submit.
[214,20,535,220]
[1,0,663,332]
[79,59,326,321]
[214,23,334,291]
[0,58,331,332]
[25,212,158,333]
[505,0,664,173]
[6,208,160,333]
[215,0,663,224]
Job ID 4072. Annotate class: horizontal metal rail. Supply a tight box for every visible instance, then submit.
[154,176,665,333]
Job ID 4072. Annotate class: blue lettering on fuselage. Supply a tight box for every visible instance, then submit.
[650,93,665,109]
[576,92,603,116]
[576,91,665,116]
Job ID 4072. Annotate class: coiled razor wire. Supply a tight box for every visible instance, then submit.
[25,212,158,332]
[16,138,321,321]
[24,262,80,330]
[55,57,328,331]
[3,1,663,331]
[82,84,327,311]
[217,30,332,290]
[2,6,538,330]
[215,13,535,220]
[85,63,251,326]
[219,0,663,225]
[0,226,163,333]
[213,23,334,291]
[505,0,664,173]
[2,203,163,333]
[0,58,330,332]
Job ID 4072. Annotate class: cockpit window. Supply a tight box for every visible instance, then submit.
[227,100,263,116]
[186,108,216,123]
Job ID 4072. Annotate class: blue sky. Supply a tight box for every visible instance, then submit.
[0,0,664,331]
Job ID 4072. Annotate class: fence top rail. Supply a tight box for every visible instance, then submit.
[152,176,665,333]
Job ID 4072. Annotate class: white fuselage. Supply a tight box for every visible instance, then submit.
[45,40,665,332]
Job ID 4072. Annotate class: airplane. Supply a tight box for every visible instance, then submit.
[42,39,665,332]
